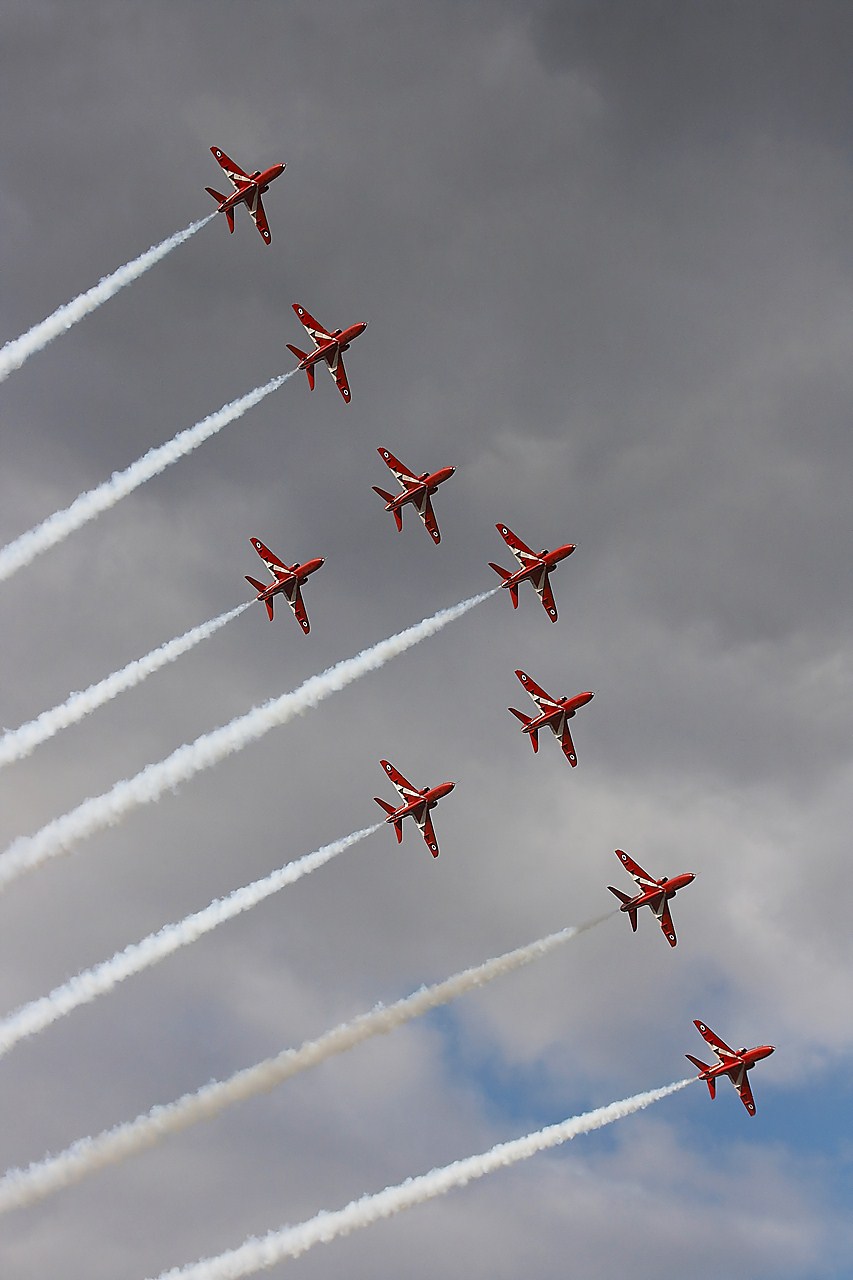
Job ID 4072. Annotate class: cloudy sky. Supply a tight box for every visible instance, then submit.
[0,2,851,1276]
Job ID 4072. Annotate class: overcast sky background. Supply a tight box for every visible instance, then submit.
[0,3,851,1276]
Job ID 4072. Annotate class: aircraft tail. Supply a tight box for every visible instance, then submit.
[686,1054,715,1097]
[372,487,403,530]
[375,797,405,843]
[374,796,396,817]
[508,707,538,752]
[607,886,638,931]
[206,188,235,233]
[286,344,315,390]
[246,576,274,619]
[489,565,514,609]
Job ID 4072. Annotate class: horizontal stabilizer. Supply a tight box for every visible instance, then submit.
[374,796,396,817]
[205,186,227,205]
[508,706,531,726]
[373,486,403,528]
[287,343,315,389]
[246,576,273,619]
[608,885,632,906]
[686,1054,715,1097]
[489,561,511,582]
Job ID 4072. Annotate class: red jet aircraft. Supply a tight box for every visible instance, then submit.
[374,760,455,858]
[686,1021,775,1116]
[287,303,367,403]
[372,448,456,544]
[508,669,593,766]
[245,538,324,632]
[489,524,575,621]
[205,147,286,243]
[608,849,695,947]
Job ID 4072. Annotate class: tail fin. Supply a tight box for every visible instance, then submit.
[374,798,404,844]
[508,708,538,752]
[607,887,638,931]
[490,564,519,608]
[685,1055,715,1098]
[246,576,274,619]
[372,487,403,530]
[206,188,235,233]
[286,344,315,389]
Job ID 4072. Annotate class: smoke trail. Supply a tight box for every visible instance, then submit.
[149,1079,694,1280]
[0,589,494,893]
[0,604,251,771]
[0,825,380,1060]
[0,216,215,385]
[0,371,294,585]
[0,908,611,1212]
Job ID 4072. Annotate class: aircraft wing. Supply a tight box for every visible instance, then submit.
[560,721,578,766]
[415,808,440,857]
[532,567,558,621]
[496,524,539,569]
[378,448,418,487]
[251,538,288,576]
[732,1065,757,1115]
[328,349,352,402]
[283,579,310,633]
[248,192,272,243]
[615,850,658,893]
[694,1021,738,1064]
[380,760,419,805]
[292,303,332,346]
[416,493,441,544]
[515,669,559,713]
[210,147,250,188]
[654,897,678,947]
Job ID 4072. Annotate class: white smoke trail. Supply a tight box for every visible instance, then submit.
[0,908,611,1212]
[0,371,294,585]
[151,1080,695,1280]
[0,604,251,771]
[0,589,494,893]
[0,216,214,385]
[0,825,380,1060]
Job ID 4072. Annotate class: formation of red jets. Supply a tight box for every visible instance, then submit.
[212,148,774,1116]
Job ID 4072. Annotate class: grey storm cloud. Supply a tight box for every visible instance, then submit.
[0,4,851,1279]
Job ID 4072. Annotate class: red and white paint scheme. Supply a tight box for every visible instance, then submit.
[489,524,575,621]
[607,849,695,947]
[245,538,324,632]
[508,669,593,766]
[374,760,455,858]
[686,1021,775,1116]
[372,448,456,544]
[287,303,368,403]
[205,147,286,243]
